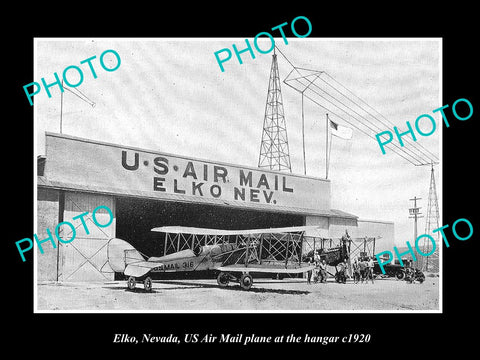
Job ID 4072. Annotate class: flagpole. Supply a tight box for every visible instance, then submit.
[60,79,64,134]
[326,113,329,179]
[302,93,306,175]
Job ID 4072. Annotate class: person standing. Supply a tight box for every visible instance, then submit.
[319,259,327,283]
[357,258,365,283]
[334,258,346,284]
[367,256,375,284]
[352,258,360,284]
[306,256,314,284]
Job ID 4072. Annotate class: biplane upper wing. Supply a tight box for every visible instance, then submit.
[124,261,163,278]
[151,225,320,235]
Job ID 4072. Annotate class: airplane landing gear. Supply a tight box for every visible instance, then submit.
[216,271,254,290]
[144,276,153,292]
[240,273,253,290]
[127,276,136,290]
[217,272,230,287]
[126,276,153,292]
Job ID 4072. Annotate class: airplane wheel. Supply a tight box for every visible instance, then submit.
[240,273,253,290]
[127,276,136,290]
[217,272,229,287]
[144,277,152,292]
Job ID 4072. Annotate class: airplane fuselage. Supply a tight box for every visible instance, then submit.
[148,243,240,273]
[150,257,213,272]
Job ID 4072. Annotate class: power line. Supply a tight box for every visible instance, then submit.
[310,75,437,164]
[303,77,432,164]
[280,65,438,165]
[292,79,419,165]
[287,75,428,166]
[275,46,439,166]
[322,73,439,162]
[275,45,298,70]
[275,46,438,166]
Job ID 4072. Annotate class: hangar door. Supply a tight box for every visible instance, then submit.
[58,191,115,281]
[115,196,304,280]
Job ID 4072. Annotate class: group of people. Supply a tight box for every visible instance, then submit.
[306,253,328,284]
[306,255,376,284]
[351,257,375,284]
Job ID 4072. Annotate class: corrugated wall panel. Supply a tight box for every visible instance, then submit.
[58,192,115,282]
[36,188,61,281]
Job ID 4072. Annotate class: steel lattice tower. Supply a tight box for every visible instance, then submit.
[422,163,440,272]
[258,52,292,172]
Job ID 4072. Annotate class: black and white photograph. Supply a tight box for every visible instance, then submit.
[7,7,478,354]
[33,38,442,312]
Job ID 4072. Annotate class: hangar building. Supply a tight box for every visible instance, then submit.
[36,132,393,281]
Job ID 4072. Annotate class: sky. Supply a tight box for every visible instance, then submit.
[34,38,441,246]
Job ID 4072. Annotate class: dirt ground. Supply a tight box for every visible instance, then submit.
[36,274,440,312]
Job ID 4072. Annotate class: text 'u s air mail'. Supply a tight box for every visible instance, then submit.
[121,150,294,205]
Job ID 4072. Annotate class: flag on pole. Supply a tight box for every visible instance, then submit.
[329,119,353,140]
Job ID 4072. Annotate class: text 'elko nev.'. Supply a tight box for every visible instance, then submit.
[122,151,294,205]
[23,49,121,106]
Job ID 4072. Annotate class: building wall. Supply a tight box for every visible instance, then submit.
[356,219,395,254]
[302,217,394,258]
[305,215,329,237]
[303,215,358,255]
[58,191,116,282]
[328,216,358,239]
[37,188,60,281]
[43,132,331,215]
[37,189,117,282]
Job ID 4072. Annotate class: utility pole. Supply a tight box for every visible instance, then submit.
[325,113,332,179]
[60,80,64,133]
[301,93,306,175]
[423,162,440,272]
[409,196,423,269]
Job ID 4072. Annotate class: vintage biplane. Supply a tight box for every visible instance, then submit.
[107,226,317,291]
[302,232,351,283]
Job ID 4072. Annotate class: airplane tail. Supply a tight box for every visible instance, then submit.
[107,238,144,273]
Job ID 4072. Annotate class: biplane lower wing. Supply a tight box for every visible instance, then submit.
[152,225,320,235]
[216,264,315,274]
[124,261,163,278]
